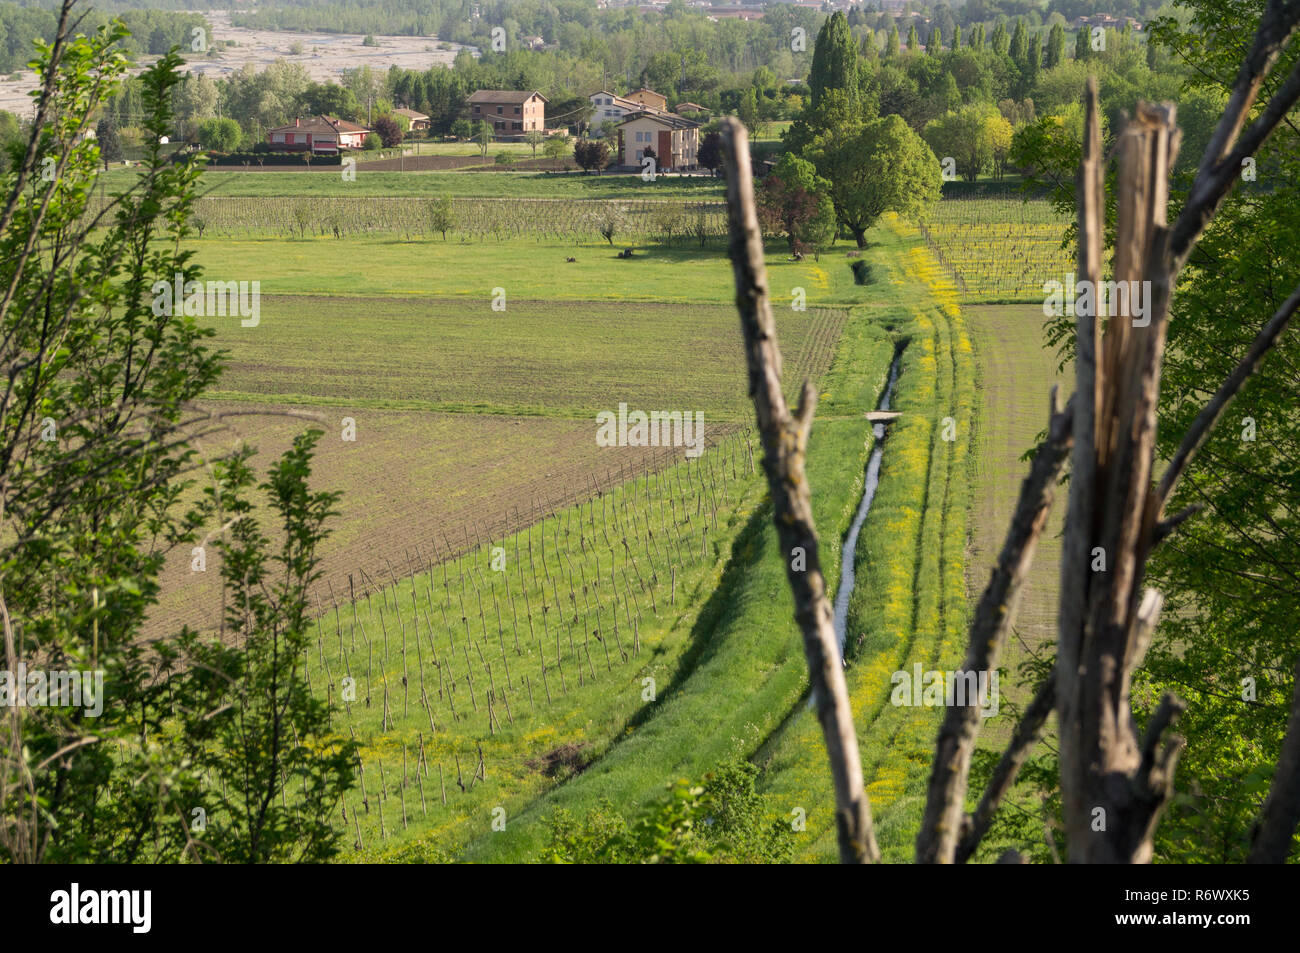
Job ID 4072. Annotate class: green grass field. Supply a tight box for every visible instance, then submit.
[152,237,856,645]
[184,234,859,302]
[201,295,845,420]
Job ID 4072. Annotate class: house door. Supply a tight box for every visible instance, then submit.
[658,130,672,170]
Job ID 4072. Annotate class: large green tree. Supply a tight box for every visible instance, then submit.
[807,113,940,247]
[923,104,1012,182]
[1045,22,1067,70]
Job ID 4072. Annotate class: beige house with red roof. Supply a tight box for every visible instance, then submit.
[266,116,370,153]
[616,110,700,171]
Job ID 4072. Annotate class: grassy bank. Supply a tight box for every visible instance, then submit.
[754,217,976,862]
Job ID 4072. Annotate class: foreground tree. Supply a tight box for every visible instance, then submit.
[0,1,355,864]
[175,433,356,863]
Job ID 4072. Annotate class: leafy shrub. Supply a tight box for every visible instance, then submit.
[540,761,793,864]
[372,115,403,148]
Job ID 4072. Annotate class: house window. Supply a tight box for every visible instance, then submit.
[514,106,521,114]
[473,105,481,114]
[497,106,503,114]
[513,121,522,130]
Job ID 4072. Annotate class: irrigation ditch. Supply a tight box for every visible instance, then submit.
[832,341,906,655]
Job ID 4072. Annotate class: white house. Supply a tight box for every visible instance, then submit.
[588,90,644,132]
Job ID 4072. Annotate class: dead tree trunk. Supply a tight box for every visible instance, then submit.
[721,118,879,864]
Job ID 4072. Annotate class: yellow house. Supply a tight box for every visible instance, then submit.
[616,111,700,171]
[626,88,668,112]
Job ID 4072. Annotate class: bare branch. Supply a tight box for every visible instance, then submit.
[917,392,1072,863]
[1248,656,1300,863]
[955,670,1057,864]
[721,117,878,864]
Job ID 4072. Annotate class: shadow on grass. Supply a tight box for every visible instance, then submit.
[622,497,774,734]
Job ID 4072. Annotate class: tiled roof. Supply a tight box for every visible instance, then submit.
[267,116,371,136]
[467,89,549,104]
[615,110,700,130]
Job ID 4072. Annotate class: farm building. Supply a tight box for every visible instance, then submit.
[266,116,370,153]
[467,90,548,136]
[616,110,700,171]
[674,101,710,118]
[393,108,431,131]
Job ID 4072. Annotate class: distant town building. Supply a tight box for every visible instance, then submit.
[467,90,548,136]
[1072,14,1143,30]
[266,116,370,153]
[707,6,766,20]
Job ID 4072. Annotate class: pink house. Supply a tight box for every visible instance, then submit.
[266,116,371,153]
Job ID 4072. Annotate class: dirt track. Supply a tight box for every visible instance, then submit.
[964,303,1070,700]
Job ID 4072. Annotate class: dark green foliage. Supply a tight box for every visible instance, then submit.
[197,116,242,152]
[809,11,860,110]
[94,115,122,165]
[372,115,404,148]
[541,761,794,864]
[573,138,610,173]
